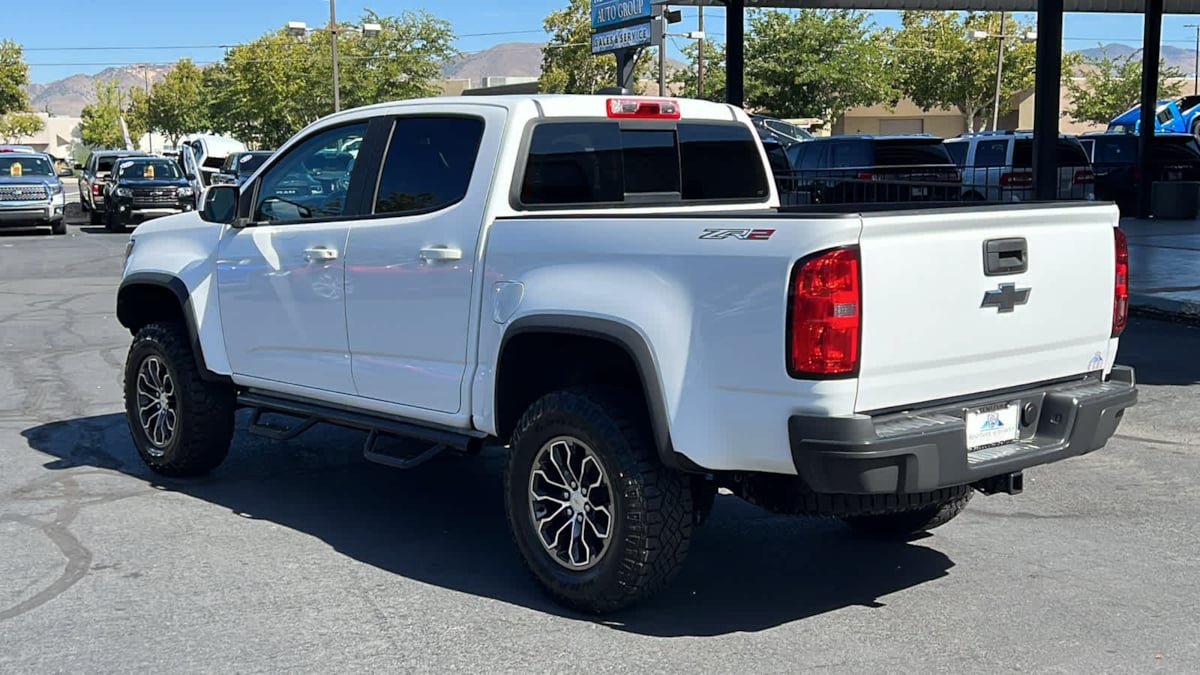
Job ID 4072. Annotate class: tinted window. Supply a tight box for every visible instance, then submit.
[622,129,680,193]
[520,121,768,205]
[974,140,1009,168]
[764,143,791,173]
[1012,139,1090,168]
[873,139,952,166]
[945,142,968,167]
[373,116,484,215]
[1154,137,1200,162]
[831,141,871,168]
[797,142,827,170]
[677,123,770,199]
[1158,108,1173,125]
[254,122,366,223]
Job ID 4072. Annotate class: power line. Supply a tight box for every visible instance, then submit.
[16,29,551,53]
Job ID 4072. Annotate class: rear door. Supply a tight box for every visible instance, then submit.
[854,204,1119,413]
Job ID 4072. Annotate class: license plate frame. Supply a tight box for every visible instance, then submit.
[965,401,1021,451]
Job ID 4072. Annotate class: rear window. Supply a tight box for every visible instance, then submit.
[1012,139,1090,168]
[1154,137,1200,162]
[944,142,968,167]
[1092,136,1200,165]
[237,153,270,176]
[519,121,770,206]
[873,139,953,166]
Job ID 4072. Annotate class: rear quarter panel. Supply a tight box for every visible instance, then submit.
[475,214,862,474]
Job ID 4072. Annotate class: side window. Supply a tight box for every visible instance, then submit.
[945,142,968,167]
[253,122,367,224]
[521,122,623,205]
[799,143,827,170]
[1158,108,1173,125]
[373,116,484,215]
[974,140,1009,168]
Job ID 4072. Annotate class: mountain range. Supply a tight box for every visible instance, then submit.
[23,42,1194,118]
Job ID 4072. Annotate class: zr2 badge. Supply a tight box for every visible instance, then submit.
[699,228,776,241]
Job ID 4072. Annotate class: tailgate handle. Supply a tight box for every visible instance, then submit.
[984,238,1028,276]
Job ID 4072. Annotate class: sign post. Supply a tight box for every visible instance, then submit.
[590,0,657,92]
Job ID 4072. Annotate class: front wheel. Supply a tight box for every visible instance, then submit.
[50,219,67,235]
[842,488,973,539]
[123,321,235,477]
[504,387,694,614]
[104,207,122,232]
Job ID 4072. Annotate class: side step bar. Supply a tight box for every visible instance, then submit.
[239,391,486,469]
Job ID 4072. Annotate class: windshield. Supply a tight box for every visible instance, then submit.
[0,156,54,177]
[117,159,183,181]
[238,153,270,175]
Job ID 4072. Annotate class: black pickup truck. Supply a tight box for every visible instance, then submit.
[102,157,197,232]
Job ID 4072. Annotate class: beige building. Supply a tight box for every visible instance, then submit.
[834,77,1200,138]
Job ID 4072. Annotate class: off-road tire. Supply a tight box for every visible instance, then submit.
[123,321,235,477]
[504,386,694,614]
[842,489,973,539]
[50,220,67,235]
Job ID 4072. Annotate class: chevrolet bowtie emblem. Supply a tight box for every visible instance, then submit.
[981,283,1031,313]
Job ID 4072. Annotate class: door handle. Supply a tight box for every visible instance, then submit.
[420,247,462,262]
[303,247,339,263]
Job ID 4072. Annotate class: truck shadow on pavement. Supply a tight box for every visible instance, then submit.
[1116,316,1200,386]
[22,412,955,637]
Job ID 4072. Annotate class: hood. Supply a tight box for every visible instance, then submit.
[0,174,58,187]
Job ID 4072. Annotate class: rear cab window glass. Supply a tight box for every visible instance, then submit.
[518,120,769,206]
[373,116,485,215]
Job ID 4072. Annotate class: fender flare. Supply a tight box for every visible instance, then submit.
[500,315,704,473]
[116,272,230,383]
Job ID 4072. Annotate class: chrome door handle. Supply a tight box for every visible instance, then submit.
[420,247,462,262]
[303,247,339,263]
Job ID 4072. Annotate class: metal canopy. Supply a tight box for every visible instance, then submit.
[668,0,1200,11]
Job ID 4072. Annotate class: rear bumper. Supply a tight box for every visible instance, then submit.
[789,367,1137,494]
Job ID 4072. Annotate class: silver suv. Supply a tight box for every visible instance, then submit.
[944,131,1095,202]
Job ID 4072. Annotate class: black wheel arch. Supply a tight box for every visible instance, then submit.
[497,315,703,473]
[117,272,231,384]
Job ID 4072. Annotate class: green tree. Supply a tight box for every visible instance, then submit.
[338,10,458,108]
[146,58,208,143]
[678,40,726,102]
[744,10,895,122]
[890,11,1036,132]
[1064,48,1185,128]
[0,39,31,115]
[80,78,130,148]
[539,0,653,94]
[0,111,43,142]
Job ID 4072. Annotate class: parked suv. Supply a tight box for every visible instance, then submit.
[77,149,150,224]
[102,156,198,232]
[0,152,67,234]
[945,131,1094,202]
[782,134,961,205]
[1081,131,1200,214]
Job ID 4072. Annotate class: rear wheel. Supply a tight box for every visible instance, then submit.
[842,489,973,539]
[123,321,235,477]
[504,387,694,614]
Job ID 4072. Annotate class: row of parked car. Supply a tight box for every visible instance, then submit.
[756,124,1200,214]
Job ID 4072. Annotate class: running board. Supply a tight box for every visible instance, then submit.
[238,392,484,467]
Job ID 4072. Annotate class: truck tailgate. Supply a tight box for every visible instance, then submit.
[855,204,1120,413]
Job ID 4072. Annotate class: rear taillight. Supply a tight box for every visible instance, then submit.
[787,247,861,377]
[855,171,875,181]
[1000,171,1034,186]
[1074,169,1095,184]
[92,184,100,195]
[1113,228,1129,337]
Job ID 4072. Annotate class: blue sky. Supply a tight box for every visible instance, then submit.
[5,0,1200,83]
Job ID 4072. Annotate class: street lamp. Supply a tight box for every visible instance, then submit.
[970,18,1037,131]
[287,1,383,113]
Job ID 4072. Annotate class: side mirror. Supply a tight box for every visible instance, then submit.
[73,163,83,171]
[58,168,74,177]
[186,173,197,181]
[201,184,240,225]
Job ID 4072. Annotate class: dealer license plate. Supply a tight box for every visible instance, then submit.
[965,402,1021,451]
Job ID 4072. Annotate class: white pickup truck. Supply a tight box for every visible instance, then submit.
[116,94,1137,614]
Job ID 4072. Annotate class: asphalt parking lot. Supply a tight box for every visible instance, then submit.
[1,214,1199,672]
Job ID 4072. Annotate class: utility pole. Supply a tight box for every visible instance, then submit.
[330,0,341,112]
[1188,24,1200,95]
[143,67,152,152]
[697,6,705,98]
[991,12,1007,131]
[658,4,668,96]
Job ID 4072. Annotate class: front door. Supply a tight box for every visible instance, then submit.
[216,121,369,395]
[343,109,499,414]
